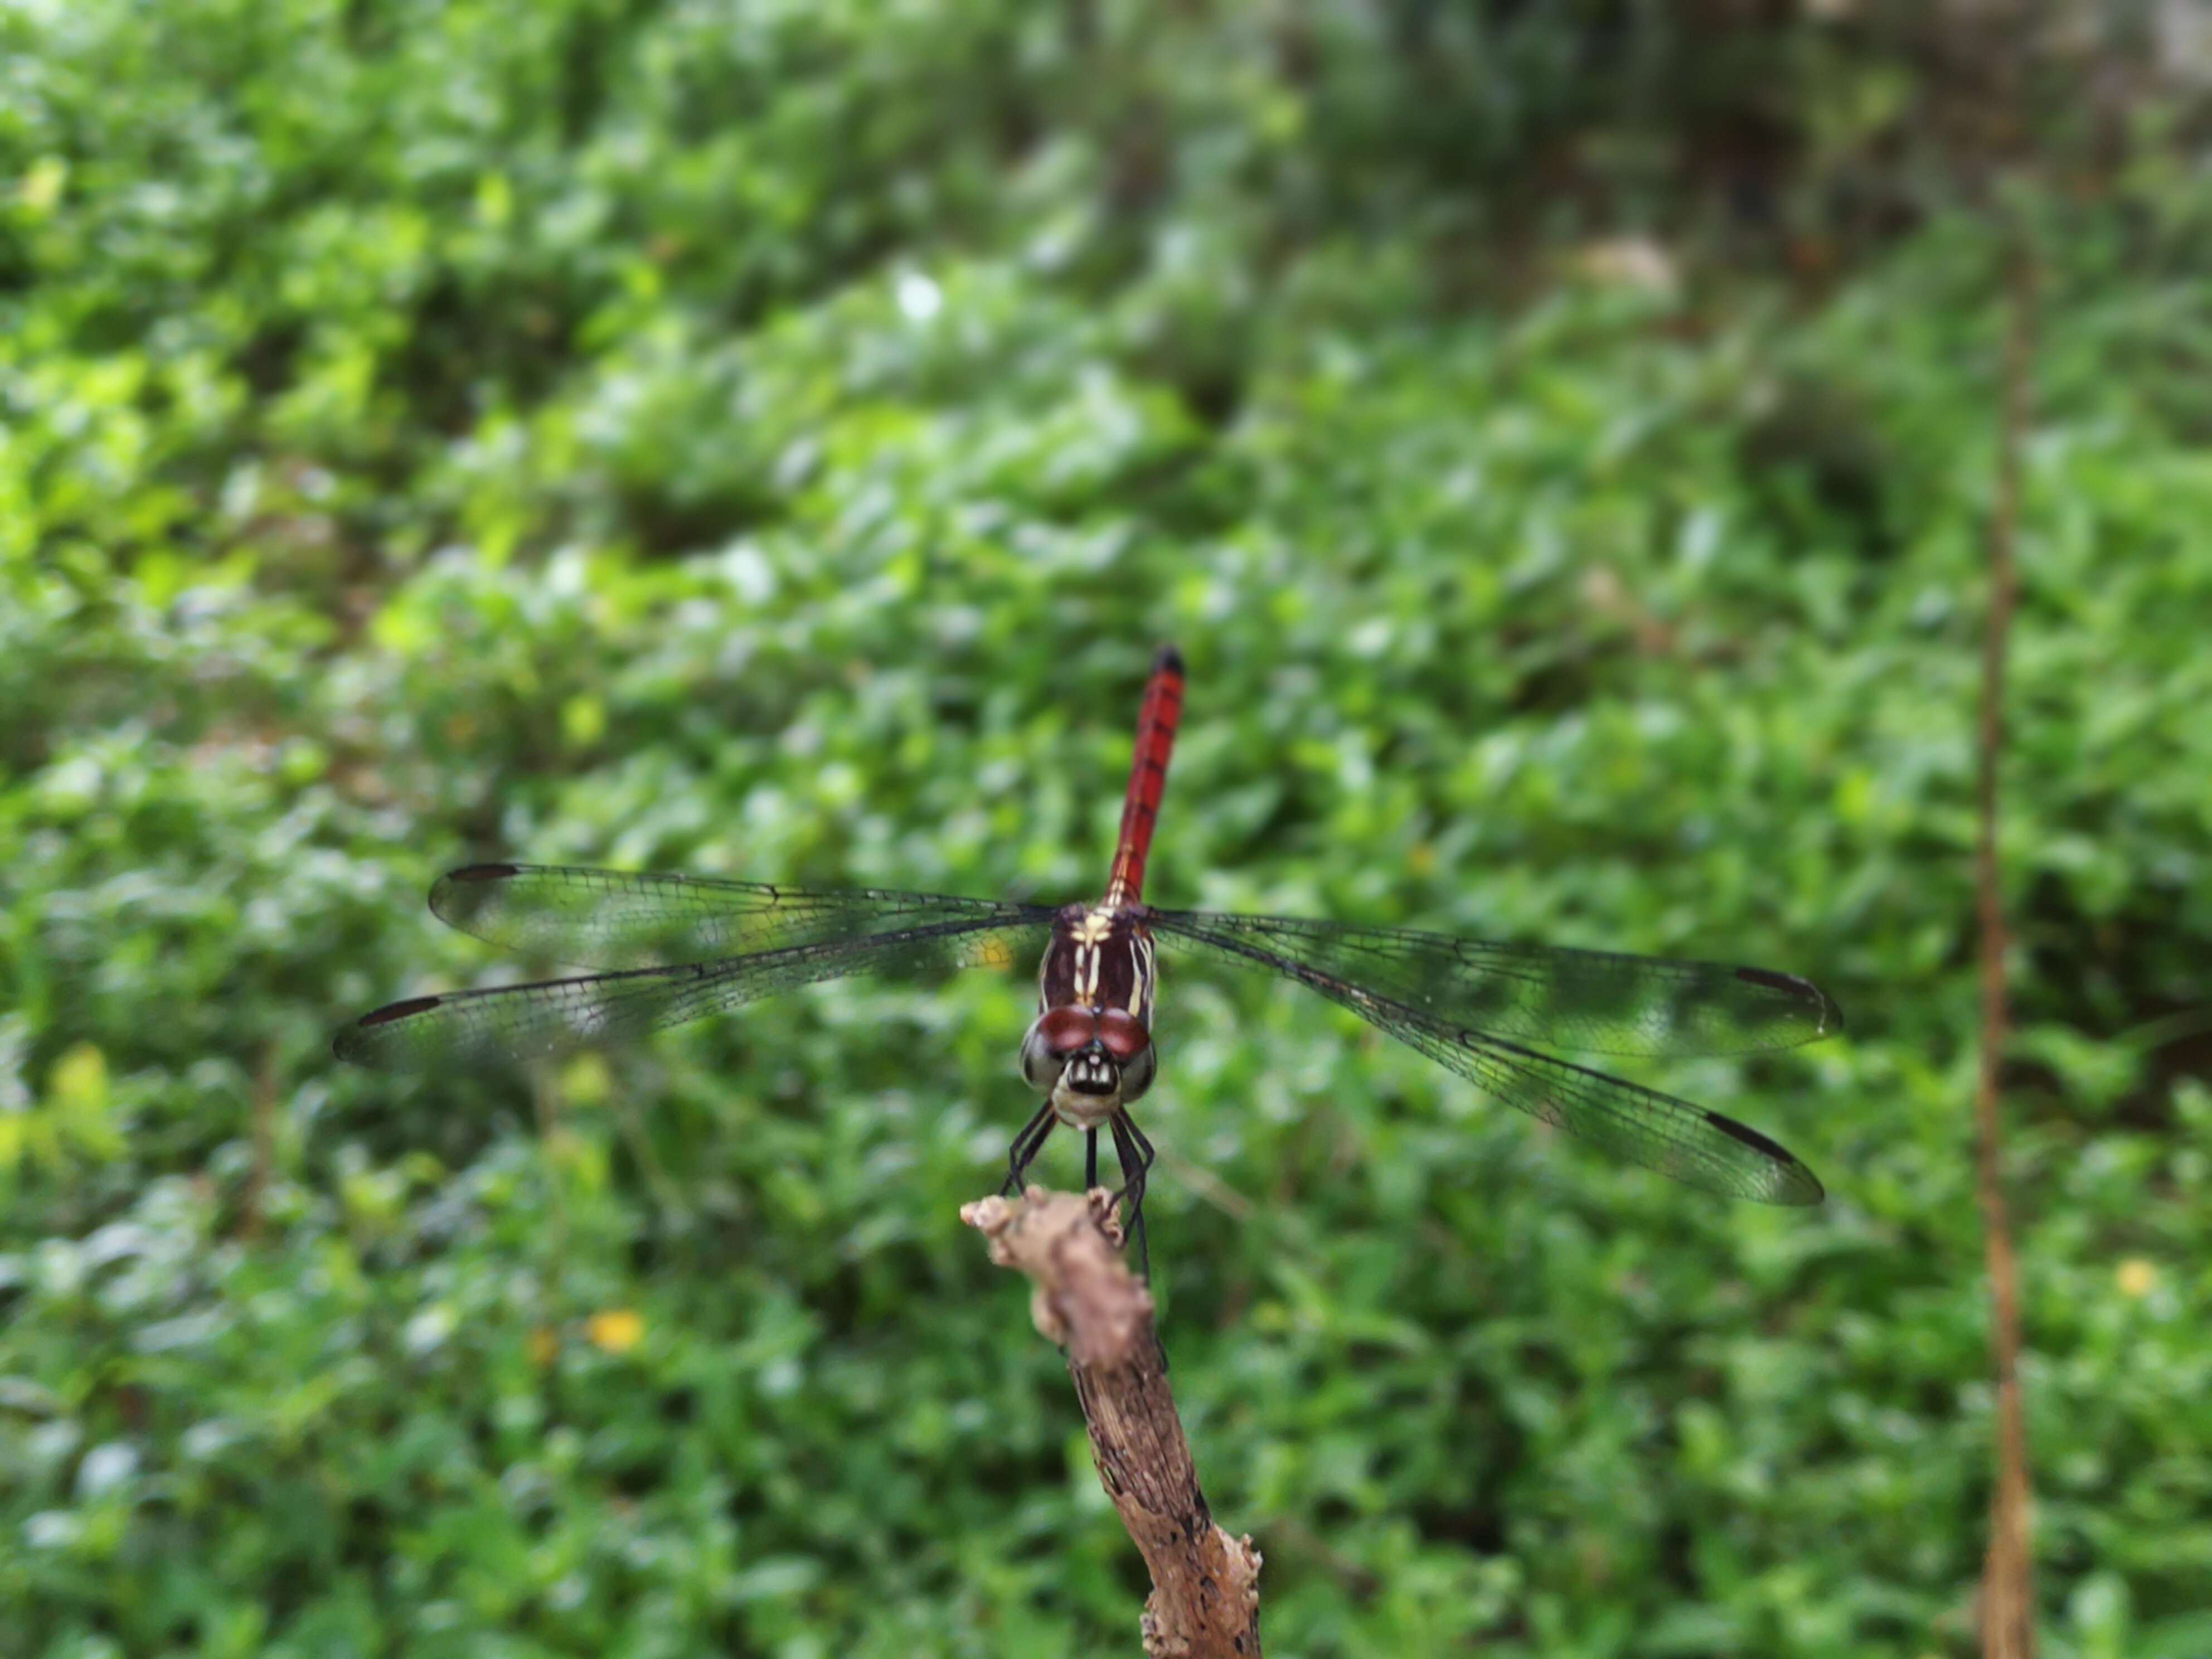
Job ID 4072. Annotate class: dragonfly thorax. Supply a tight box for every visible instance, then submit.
[1036,904,1158,1022]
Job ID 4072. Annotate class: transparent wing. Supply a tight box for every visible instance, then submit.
[1141,908,1841,1057]
[1147,911,1823,1204]
[424,862,1046,970]
[334,915,1050,1072]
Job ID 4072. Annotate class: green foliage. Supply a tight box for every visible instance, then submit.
[4,2,2210,1655]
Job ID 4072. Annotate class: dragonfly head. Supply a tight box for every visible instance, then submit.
[1020,1003,1156,1117]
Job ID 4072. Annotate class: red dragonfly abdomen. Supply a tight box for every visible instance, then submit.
[1103,644,1184,906]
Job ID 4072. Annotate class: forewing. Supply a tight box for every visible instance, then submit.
[427,863,1044,969]
[1143,909,1840,1056]
[1147,911,1822,1204]
[334,916,1048,1072]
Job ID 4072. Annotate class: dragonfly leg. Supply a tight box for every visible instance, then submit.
[1108,1111,1153,1283]
[1002,1099,1056,1198]
[1109,1112,1168,1368]
[1085,1128,1099,1193]
[1122,1111,1156,1182]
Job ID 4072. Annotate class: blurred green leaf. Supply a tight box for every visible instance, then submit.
[2,2,2208,1655]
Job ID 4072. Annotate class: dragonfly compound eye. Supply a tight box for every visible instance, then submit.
[1022,1006,1097,1091]
[1036,1005,1098,1054]
[1094,1008,1149,1062]
[1115,1037,1157,1103]
[1018,1023,1065,1091]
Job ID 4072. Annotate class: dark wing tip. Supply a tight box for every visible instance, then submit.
[1733,965,1846,1041]
[430,864,521,928]
[1732,966,1799,993]
[333,995,444,1065]
[1152,643,1185,675]
[1704,1109,1826,1205]
[360,993,444,1027]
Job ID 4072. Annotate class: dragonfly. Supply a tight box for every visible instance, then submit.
[336,646,1842,1270]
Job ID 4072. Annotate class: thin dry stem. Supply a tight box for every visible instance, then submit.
[240,1043,276,1240]
[1975,224,2038,1659]
[963,1187,1263,1658]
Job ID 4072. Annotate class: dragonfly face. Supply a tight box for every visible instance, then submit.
[1022,904,1160,1127]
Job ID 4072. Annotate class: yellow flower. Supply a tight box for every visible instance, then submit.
[2116,1259,2157,1299]
[20,157,66,213]
[586,1309,645,1354]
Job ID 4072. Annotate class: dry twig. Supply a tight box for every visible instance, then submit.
[962,1186,1263,1658]
[1974,222,2038,1659]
